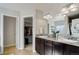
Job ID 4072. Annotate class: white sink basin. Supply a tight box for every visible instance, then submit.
[58,38,78,43]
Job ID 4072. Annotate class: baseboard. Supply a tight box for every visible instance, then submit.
[33,49,36,53]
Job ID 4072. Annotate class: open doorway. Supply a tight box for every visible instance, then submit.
[24,17,33,50]
[3,15,16,54]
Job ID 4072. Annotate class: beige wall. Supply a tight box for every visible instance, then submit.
[4,16,16,47]
[36,10,48,35]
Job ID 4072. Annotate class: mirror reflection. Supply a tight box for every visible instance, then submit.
[71,18,79,38]
[48,15,66,37]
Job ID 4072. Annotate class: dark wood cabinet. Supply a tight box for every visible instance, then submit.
[35,37,79,55]
[64,44,79,55]
[45,40,53,55]
[40,39,45,55]
[35,38,53,55]
[53,42,64,55]
[69,46,79,55]
[63,44,71,55]
[35,38,41,54]
[35,38,45,55]
[35,38,64,55]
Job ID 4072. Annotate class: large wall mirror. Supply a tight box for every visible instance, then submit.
[68,14,79,38]
[48,15,66,36]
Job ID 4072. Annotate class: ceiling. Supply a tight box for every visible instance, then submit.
[0,3,68,16]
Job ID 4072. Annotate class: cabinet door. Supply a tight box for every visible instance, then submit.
[45,40,53,55]
[68,45,79,55]
[63,44,79,55]
[35,38,41,54]
[35,38,45,55]
[40,39,45,55]
[53,42,64,55]
[63,44,71,55]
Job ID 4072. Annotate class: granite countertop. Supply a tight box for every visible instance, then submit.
[36,36,79,47]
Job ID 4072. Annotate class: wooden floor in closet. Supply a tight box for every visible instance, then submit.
[4,44,33,55]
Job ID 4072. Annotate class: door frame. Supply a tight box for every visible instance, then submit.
[22,15,34,49]
[1,13,19,54]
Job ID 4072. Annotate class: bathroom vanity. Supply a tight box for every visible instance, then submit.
[35,8,79,55]
[35,36,79,55]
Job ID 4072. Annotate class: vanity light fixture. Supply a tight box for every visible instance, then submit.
[63,15,66,17]
[69,4,77,9]
[69,4,78,12]
[61,7,69,14]
[64,10,69,14]
[61,4,78,14]
[61,7,68,12]
[43,14,52,19]
[70,7,78,11]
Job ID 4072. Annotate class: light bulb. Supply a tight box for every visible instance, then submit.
[43,14,52,19]
[61,7,68,12]
[70,7,78,11]
[69,4,77,9]
[64,10,69,14]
